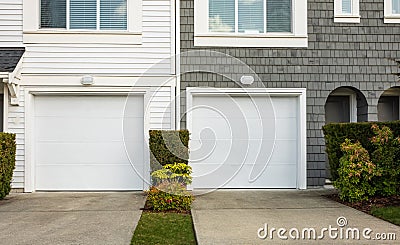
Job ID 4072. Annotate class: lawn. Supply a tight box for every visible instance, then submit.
[371,206,400,226]
[131,212,197,245]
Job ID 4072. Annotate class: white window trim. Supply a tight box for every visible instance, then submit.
[23,0,143,45]
[384,0,400,23]
[334,0,360,23]
[194,0,308,48]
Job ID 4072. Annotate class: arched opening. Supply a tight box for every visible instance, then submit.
[378,87,400,122]
[325,87,368,123]
[324,87,368,180]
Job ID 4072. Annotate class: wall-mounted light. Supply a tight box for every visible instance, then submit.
[81,75,94,85]
[240,75,254,85]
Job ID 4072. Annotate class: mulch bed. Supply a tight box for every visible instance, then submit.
[325,194,400,214]
[140,199,191,214]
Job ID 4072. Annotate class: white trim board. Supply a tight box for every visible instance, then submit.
[24,87,152,192]
[186,88,307,190]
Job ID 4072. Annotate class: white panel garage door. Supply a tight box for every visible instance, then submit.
[190,95,299,189]
[34,95,145,191]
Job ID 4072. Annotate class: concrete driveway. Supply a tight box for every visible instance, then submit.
[192,190,400,244]
[0,192,146,245]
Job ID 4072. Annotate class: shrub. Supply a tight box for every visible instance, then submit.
[149,130,189,171]
[334,139,380,202]
[370,125,400,196]
[151,163,192,186]
[0,133,16,199]
[146,183,194,212]
[147,162,194,212]
[323,121,400,181]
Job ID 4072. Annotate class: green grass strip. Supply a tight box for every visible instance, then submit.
[131,212,196,245]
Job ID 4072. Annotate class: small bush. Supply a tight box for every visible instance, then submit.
[151,163,192,186]
[147,163,194,212]
[370,125,400,196]
[0,133,16,199]
[323,121,400,181]
[146,183,194,212]
[149,130,189,171]
[334,139,380,202]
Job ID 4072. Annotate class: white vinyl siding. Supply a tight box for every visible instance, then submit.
[8,87,25,189]
[22,0,172,75]
[0,0,23,47]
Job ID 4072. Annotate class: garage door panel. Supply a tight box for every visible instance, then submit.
[191,164,297,188]
[36,142,144,165]
[35,117,141,141]
[190,94,299,189]
[34,95,145,191]
[36,165,143,191]
[35,96,135,117]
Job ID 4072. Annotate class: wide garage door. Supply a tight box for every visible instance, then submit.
[34,95,145,191]
[189,93,302,189]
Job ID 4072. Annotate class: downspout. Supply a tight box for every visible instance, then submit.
[175,0,181,130]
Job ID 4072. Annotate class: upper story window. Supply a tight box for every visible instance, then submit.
[334,0,360,23]
[23,0,143,45]
[385,0,400,23]
[194,0,307,48]
[209,0,292,34]
[40,0,127,30]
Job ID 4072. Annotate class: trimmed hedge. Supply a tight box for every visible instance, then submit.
[323,121,400,181]
[149,130,189,171]
[0,133,16,199]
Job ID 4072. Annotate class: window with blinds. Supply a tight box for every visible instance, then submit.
[393,0,400,14]
[341,0,352,14]
[40,0,127,30]
[40,0,67,28]
[208,0,292,34]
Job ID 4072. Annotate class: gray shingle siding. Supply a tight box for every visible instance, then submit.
[180,0,400,186]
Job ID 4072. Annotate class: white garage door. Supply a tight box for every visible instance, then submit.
[189,94,299,189]
[34,95,145,191]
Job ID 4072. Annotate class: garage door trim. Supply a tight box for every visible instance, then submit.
[186,88,307,190]
[24,87,151,192]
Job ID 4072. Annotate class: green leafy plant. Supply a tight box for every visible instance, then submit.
[147,163,194,212]
[151,163,192,186]
[149,130,189,171]
[0,133,16,199]
[323,121,400,181]
[146,183,193,212]
[370,124,400,196]
[334,139,381,202]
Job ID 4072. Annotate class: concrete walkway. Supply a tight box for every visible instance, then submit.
[192,190,400,244]
[0,192,146,245]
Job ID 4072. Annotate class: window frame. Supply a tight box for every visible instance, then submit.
[334,0,360,23]
[23,0,142,45]
[384,0,400,23]
[194,0,308,48]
